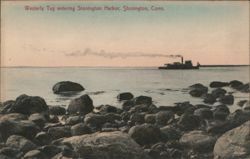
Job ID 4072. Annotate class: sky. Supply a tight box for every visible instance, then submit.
[1,1,249,67]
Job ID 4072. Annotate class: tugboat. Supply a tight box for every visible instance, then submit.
[158,56,200,69]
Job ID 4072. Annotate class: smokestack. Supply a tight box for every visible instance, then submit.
[181,56,183,64]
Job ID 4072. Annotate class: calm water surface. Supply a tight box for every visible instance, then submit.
[1,67,249,111]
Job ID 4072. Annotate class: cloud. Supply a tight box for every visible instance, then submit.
[64,48,182,59]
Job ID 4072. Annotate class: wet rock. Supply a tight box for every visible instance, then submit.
[117,92,134,101]
[209,81,229,88]
[129,123,161,145]
[104,113,122,123]
[35,132,51,146]
[144,114,156,124]
[229,80,243,89]
[65,115,83,125]
[0,117,39,140]
[160,125,181,141]
[218,94,234,105]
[213,105,230,121]
[8,94,48,115]
[189,83,208,97]
[177,114,200,131]
[214,121,250,159]
[67,94,94,115]
[203,94,216,104]
[52,81,84,94]
[193,108,213,120]
[62,131,150,159]
[155,111,174,126]
[194,104,212,109]
[180,130,216,153]
[133,96,152,106]
[49,106,66,115]
[28,113,47,128]
[48,126,71,140]
[227,109,250,128]
[23,150,46,159]
[206,120,233,134]
[6,135,37,153]
[71,123,92,136]
[211,88,227,98]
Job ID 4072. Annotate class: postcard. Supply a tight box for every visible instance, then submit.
[0,1,249,159]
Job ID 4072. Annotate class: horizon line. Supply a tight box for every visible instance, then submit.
[1,64,250,68]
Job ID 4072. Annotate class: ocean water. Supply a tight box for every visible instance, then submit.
[1,67,249,111]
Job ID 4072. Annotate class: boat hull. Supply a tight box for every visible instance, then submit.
[158,66,199,69]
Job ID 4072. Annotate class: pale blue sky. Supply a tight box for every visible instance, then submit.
[1,1,249,66]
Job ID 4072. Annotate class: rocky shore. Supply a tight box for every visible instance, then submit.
[0,80,249,159]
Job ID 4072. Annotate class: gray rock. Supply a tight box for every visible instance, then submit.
[28,113,47,128]
[65,115,83,125]
[49,106,66,115]
[71,123,92,136]
[0,147,22,158]
[117,92,134,101]
[229,80,243,89]
[214,120,250,159]
[8,94,48,115]
[6,135,37,153]
[189,83,208,97]
[62,131,150,159]
[144,114,156,124]
[209,81,229,88]
[177,114,200,131]
[129,123,161,145]
[193,108,213,120]
[180,130,216,153]
[160,125,181,141]
[218,95,234,105]
[203,94,216,104]
[129,113,145,125]
[133,96,152,106]
[35,132,51,146]
[213,105,230,121]
[211,88,227,98]
[155,111,174,126]
[52,81,84,94]
[67,94,94,115]
[48,126,71,140]
[23,150,46,159]
[0,116,39,140]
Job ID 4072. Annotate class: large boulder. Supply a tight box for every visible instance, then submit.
[67,94,94,115]
[0,115,39,140]
[180,130,216,153]
[214,120,250,159]
[61,131,150,159]
[6,135,37,153]
[7,94,48,115]
[70,123,92,136]
[117,92,134,101]
[209,81,229,88]
[52,81,84,94]
[128,123,161,145]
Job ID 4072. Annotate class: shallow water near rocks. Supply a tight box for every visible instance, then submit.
[1,66,249,112]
